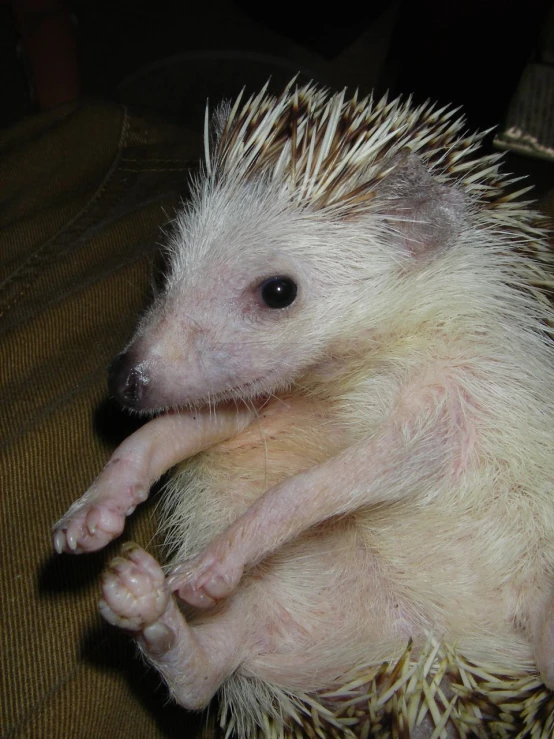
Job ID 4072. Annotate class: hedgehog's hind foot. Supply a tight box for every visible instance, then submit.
[99,542,245,709]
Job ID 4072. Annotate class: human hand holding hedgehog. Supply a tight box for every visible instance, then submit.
[53,81,554,736]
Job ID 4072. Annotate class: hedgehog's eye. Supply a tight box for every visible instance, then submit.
[257,276,298,309]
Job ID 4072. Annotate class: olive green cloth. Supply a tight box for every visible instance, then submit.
[0,101,214,738]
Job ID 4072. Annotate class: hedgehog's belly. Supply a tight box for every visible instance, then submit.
[165,394,353,555]
[164,396,417,680]
[163,395,534,692]
[237,523,413,690]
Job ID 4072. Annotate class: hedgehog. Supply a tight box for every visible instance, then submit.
[53,80,554,737]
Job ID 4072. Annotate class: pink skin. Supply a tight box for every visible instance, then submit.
[53,406,255,554]
[99,543,247,708]
[88,373,467,711]
[54,371,554,703]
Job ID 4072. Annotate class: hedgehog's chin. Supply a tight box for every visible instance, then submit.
[127,373,286,417]
[140,393,273,419]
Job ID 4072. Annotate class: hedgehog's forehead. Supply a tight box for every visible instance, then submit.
[192,176,297,239]
[169,178,308,274]
[166,173,377,292]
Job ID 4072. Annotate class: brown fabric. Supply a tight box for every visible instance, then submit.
[0,101,216,738]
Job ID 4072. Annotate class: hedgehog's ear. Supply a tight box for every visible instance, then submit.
[380,155,467,260]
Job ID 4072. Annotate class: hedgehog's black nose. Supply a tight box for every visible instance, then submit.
[108,352,150,410]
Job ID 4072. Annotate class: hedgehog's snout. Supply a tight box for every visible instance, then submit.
[108,351,151,410]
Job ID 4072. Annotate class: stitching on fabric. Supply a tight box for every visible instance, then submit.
[3,634,117,738]
[0,107,133,318]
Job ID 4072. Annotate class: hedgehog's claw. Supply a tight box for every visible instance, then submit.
[168,548,245,608]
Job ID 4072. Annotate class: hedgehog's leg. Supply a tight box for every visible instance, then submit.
[99,542,246,709]
[53,406,253,555]
[170,378,470,607]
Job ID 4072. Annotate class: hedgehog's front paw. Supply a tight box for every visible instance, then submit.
[53,498,130,554]
[168,545,245,609]
[99,543,170,631]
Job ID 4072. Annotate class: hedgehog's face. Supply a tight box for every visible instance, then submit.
[108,181,401,413]
[108,84,472,413]
[109,269,304,411]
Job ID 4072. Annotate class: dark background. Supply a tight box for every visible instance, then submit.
[0,4,549,122]
[1,0,553,193]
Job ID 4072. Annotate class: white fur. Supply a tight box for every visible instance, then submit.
[123,84,554,733]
